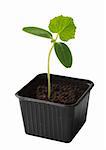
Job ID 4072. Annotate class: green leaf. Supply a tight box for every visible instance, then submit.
[54,42,72,68]
[49,15,76,41]
[23,27,53,39]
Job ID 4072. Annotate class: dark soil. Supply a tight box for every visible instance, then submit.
[35,82,88,104]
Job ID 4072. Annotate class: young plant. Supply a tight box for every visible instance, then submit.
[23,15,76,99]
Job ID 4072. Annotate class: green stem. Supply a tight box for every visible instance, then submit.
[47,44,54,99]
[47,34,58,99]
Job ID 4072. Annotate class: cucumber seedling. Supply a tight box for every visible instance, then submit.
[23,15,76,99]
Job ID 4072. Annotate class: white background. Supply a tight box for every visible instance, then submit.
[0,0,105,149]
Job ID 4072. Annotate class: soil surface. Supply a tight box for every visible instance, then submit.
[35,82,88,104]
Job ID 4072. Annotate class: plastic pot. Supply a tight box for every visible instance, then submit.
[15,73,94,143]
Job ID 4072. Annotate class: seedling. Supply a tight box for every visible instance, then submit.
[23,15,76,99]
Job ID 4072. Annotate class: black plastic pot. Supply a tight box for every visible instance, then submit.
[15,73,94,143]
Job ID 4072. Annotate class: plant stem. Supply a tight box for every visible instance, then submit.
[47,44,54,99]
[47,34,58,99]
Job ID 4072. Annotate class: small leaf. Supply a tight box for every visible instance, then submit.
[54,42,72,68]
[49,15,76,41]
[23,27,52,39]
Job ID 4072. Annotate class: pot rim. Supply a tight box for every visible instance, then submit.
[15,73,94,107]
